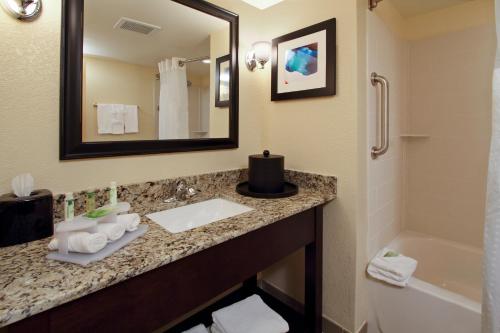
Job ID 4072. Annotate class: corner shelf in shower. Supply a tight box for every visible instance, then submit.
[400,134,430,139]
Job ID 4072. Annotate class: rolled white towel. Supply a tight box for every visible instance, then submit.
[117,213,141,232]
[182,324,209,333]
[97,222,126,242]
[212,295,289,333]
[48,232,107,254]
[367,248,418,287]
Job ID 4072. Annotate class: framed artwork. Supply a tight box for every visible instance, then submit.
[215,54,231,107]
[271,18,336,101]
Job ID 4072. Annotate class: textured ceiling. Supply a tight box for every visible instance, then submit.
[389,0,476,18]
[83,0,228,75]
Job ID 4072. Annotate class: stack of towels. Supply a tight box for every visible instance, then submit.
[97,104,138,135]
[48,213,141,254]
[183,295,289,333]
[367,248,418,287]
[182,324,210,333]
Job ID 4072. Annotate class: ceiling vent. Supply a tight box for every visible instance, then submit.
[113,17,161,35]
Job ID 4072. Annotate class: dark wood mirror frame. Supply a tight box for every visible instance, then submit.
[60,0,239,160]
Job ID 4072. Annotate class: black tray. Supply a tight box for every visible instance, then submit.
[236,182,298,199]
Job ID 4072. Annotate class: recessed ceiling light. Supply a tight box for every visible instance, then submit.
[202,59,211,64]
[240,0,285,10]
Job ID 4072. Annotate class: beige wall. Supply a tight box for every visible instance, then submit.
[210,28,230,138]
[82,56,157,141]
[0,1,367,332]
[405,24,495,247]
[250,1,366,330]
[374,0,495,41]
[404,0,494,41]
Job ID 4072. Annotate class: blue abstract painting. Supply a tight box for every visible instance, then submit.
[284,43,318,82]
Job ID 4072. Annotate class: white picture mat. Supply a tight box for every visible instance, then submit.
[277,30,327,94]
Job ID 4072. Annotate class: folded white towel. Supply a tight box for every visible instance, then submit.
[117,213,141,232]
[182,324,209,333]
[124,105,139,133]
[111,105,125,134]
[97,222,126,242]
[367,248,418,287]
[97,104,113,134]
[97,104,125,134]
[111,120,124,135]
[212,295,289,333]
[48,232,107,254]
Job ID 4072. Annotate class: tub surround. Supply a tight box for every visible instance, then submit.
[368,231,482,333]
[0,169,336,328]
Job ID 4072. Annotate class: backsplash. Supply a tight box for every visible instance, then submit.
[52,169,337,221]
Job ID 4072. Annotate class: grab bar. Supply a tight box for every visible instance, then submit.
[371,72,390,159]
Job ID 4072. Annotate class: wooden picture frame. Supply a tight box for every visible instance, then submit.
[60,0,239,160]
[271,18,336,101]
[215,55,231,108]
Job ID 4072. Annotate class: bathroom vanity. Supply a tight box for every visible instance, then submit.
[0,170,336,333]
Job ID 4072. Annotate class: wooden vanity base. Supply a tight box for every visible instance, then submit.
[7,206,323,333]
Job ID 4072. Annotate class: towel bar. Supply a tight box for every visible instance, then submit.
[371,72,390,159]
[93,104,140,110]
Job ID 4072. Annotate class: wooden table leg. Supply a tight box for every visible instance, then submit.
[305,206,323,333]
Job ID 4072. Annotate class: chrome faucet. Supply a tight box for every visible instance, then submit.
[165,179,197,203]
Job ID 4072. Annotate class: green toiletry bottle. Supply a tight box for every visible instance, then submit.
[65,192,75,221]
[109,181,117,206]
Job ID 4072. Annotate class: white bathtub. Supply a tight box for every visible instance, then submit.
[367,231,482,333]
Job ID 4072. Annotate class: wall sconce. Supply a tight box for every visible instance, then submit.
[246,41,272,71]
[1,0,42,20]
[369,0,383,10]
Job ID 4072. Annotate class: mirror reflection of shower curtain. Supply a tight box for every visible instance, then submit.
[483,1,500,333]
[158,58,189,140]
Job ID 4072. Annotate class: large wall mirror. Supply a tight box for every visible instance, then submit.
[60,0,239,159]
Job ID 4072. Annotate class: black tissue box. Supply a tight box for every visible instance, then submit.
[0,189,54,247]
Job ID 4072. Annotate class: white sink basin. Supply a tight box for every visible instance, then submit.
[146,198,254,233]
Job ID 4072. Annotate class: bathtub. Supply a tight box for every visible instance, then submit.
[367,231,482,333]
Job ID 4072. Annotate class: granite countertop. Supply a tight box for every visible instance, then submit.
[0,169,336,328]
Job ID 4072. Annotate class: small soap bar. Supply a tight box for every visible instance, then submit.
[65,192,74,221]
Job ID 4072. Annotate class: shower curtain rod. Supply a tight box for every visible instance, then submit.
[178,56,210,67]
[154,56,210,80]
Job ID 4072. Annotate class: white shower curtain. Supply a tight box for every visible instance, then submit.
[483,1,500,332]
[158,57,189,140]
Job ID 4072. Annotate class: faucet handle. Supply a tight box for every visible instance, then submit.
[176,179,187,190]
[164,179,197,203]
[187,187,197,197]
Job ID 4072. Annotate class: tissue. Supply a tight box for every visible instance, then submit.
[11,173,34,197]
